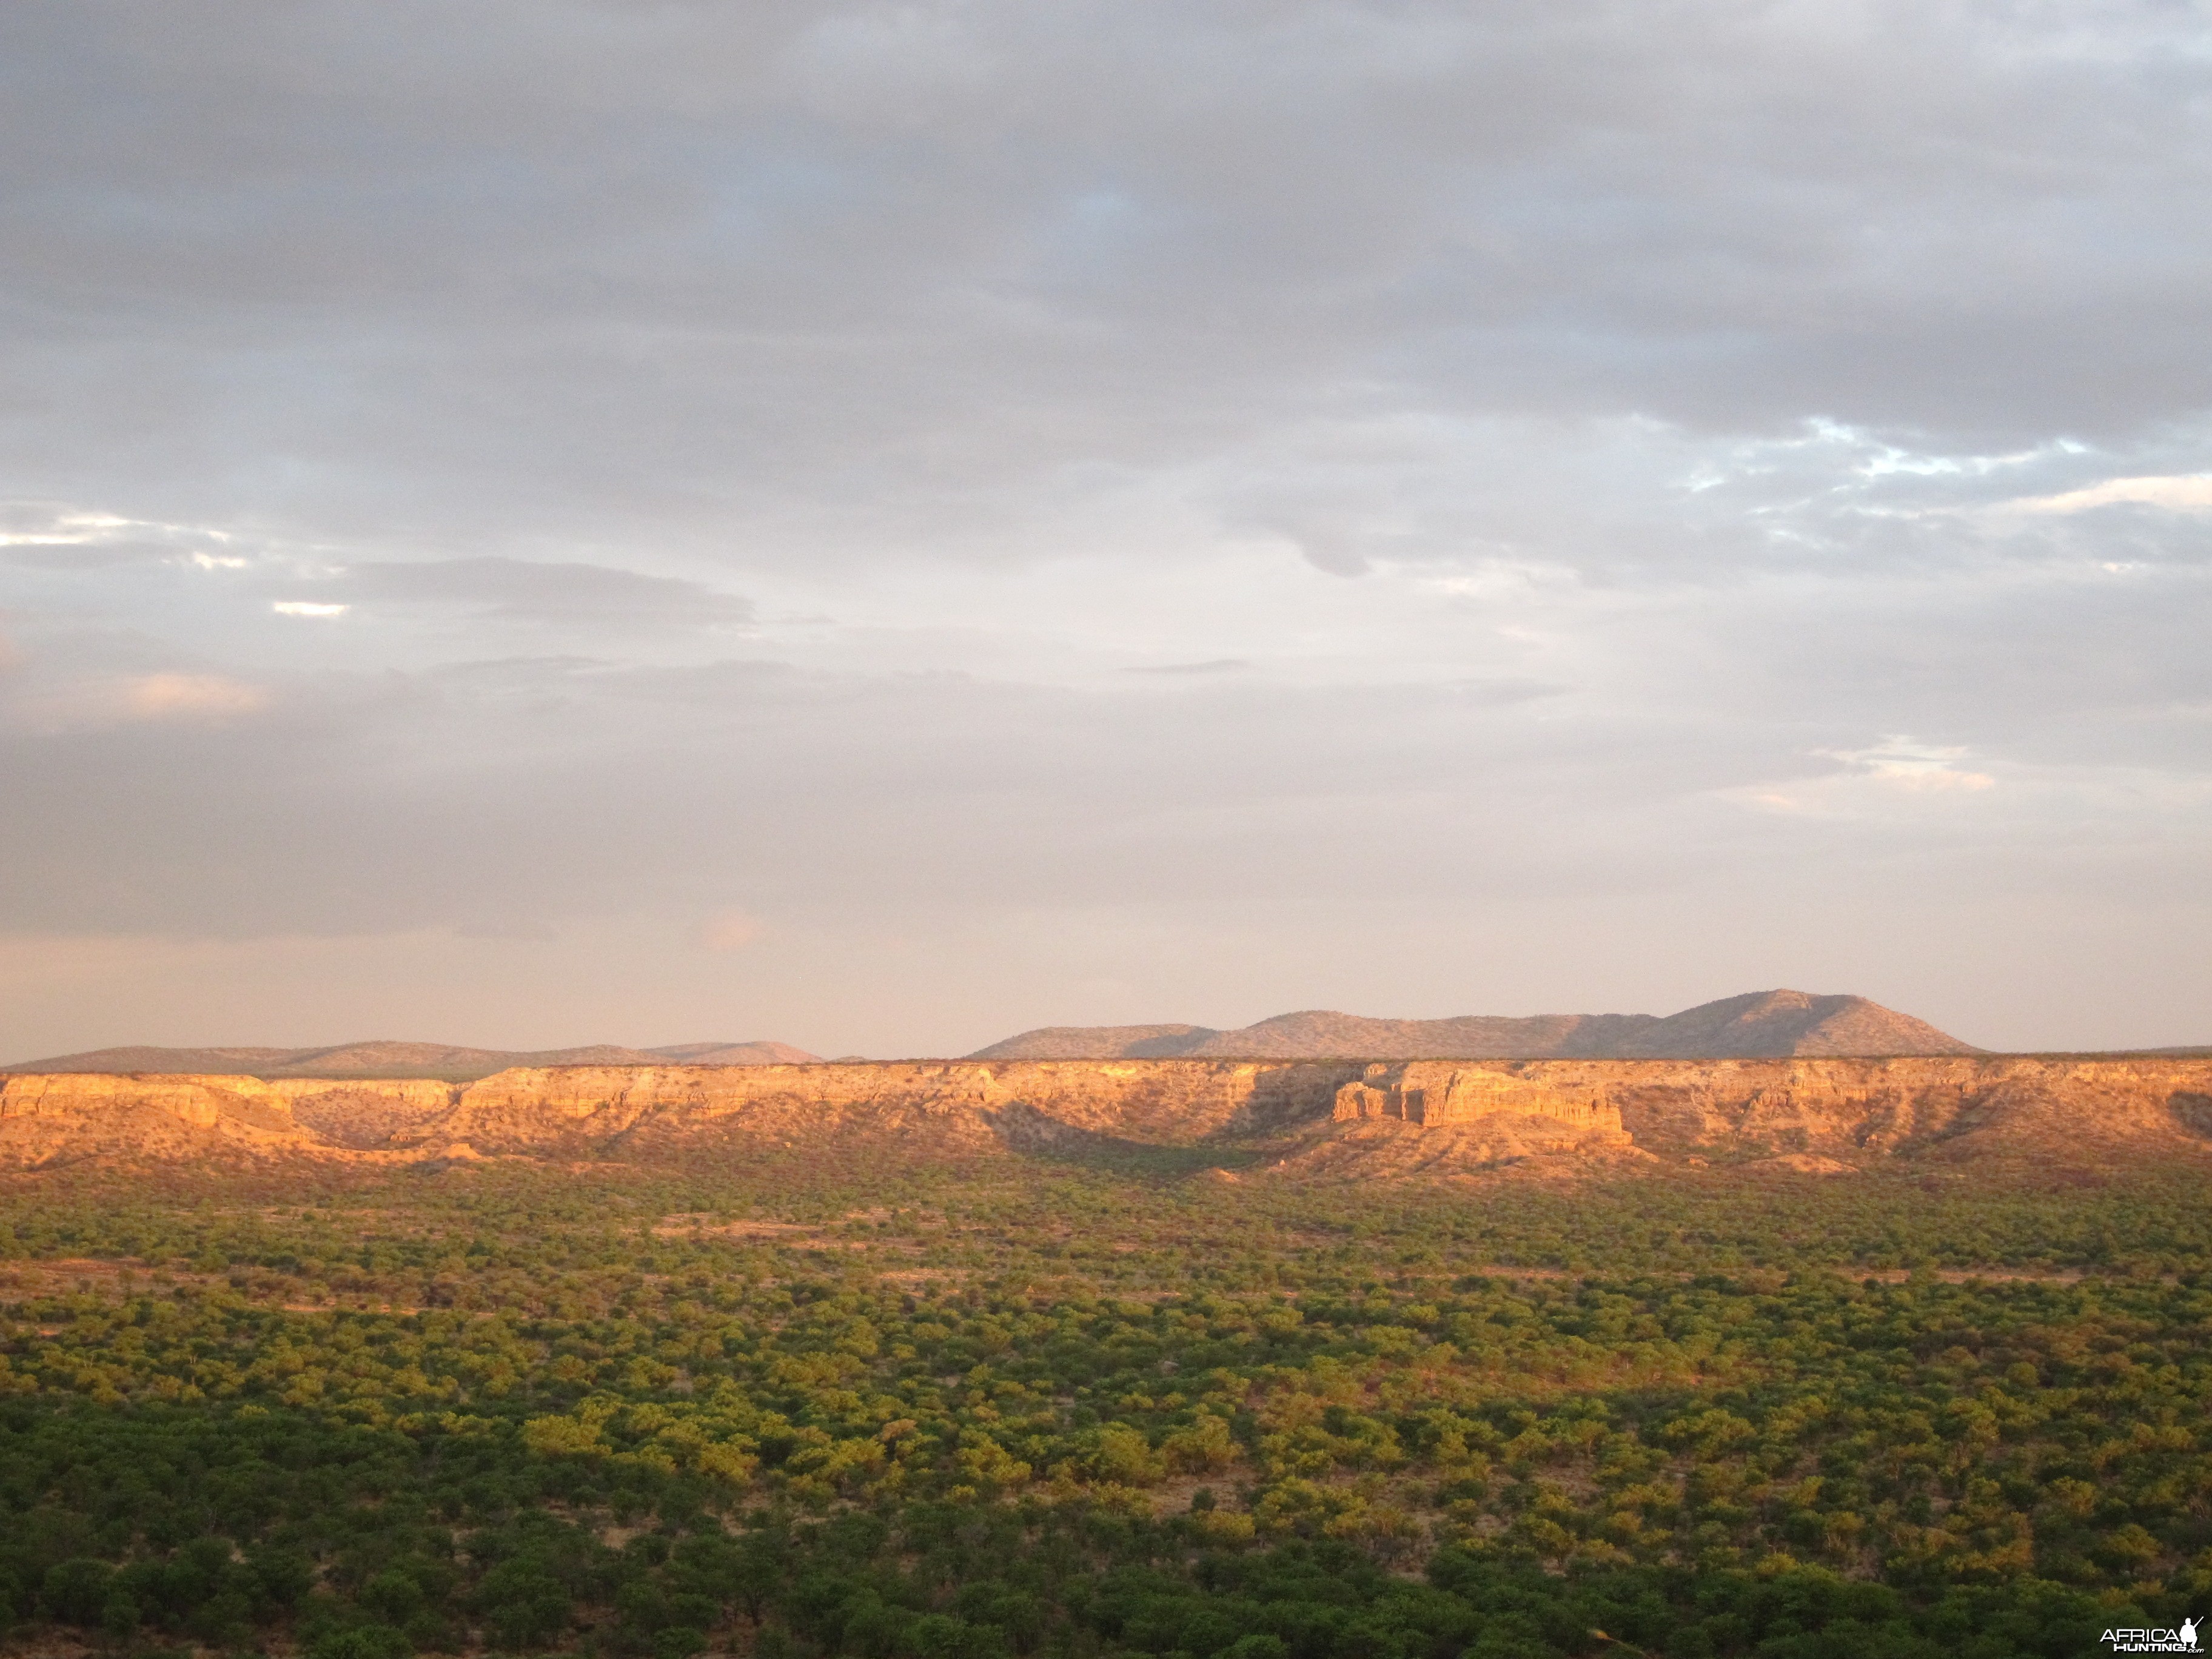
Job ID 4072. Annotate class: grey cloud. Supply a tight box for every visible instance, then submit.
[3,1,2209,561]
[1,561,2207,1050]
[0,609,2194,926]
[2,540,178,570]
[1,2,2209,1056]
[321,557,754,628]
[1123,659,1247,675]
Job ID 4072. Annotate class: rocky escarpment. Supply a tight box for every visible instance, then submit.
[1333,1064,1620,1131]
[1280,1062,1643,1179]
[0,1073,456,1165]
[2,1056,2208,1179]
[1599,1056,2212,1167]
[411,1059,1364,1157]
[0,1061,1366,1170]
[1270,1056,2212,1178]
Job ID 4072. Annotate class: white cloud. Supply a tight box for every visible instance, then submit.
[1821,736,1997,793]
[2014,475,2212,514]
[1732,736,1997,816]
[272,600,349,617]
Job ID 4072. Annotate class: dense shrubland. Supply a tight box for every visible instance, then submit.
[1,1156,2208,1658]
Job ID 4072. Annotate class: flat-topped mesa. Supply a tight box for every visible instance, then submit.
[4,1056,2211,1178]
[1334,1062,1621,1133]
[365,1058,1367,1159]
[0,1071,460,1162]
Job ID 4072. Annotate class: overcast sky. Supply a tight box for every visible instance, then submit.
[4,1,2209,1059]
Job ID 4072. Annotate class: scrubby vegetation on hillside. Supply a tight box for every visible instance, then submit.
[2,1156,2208,1658]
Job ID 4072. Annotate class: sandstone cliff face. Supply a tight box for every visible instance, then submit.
[425,1060,1361,1156]
[1,1056,2207,1179]
[0,1072,451,1164]
[1333,1062,1621,1133]
[1299,1062,1638,1180]
[1543,1056,2212,1165]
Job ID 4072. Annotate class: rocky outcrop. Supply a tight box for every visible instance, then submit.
[1292,1062,1638,1180]
[1589,1056,2212,1164]
[1,1055,2208,1179]
[0,1073,451,1165]
[1332,1062,1620,1131]
[423,1060,1361,1156]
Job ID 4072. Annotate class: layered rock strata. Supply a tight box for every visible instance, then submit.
[1,1056,2208,1178]
[1333,1063,1620,1131]
[0,1073,455,1164]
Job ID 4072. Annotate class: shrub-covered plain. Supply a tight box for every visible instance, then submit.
[2,1155,2208,1658]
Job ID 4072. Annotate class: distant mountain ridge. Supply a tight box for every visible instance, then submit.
[968,990,1981,1061]
[0,1038,820,1081]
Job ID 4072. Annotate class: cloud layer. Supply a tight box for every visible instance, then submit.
[2,1,2208,1055]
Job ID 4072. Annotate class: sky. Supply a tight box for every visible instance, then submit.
[2,1,2209,1061]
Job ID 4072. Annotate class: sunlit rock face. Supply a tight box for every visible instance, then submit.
[3,1056,2211,1181]
[1333,1064,1620,1131]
